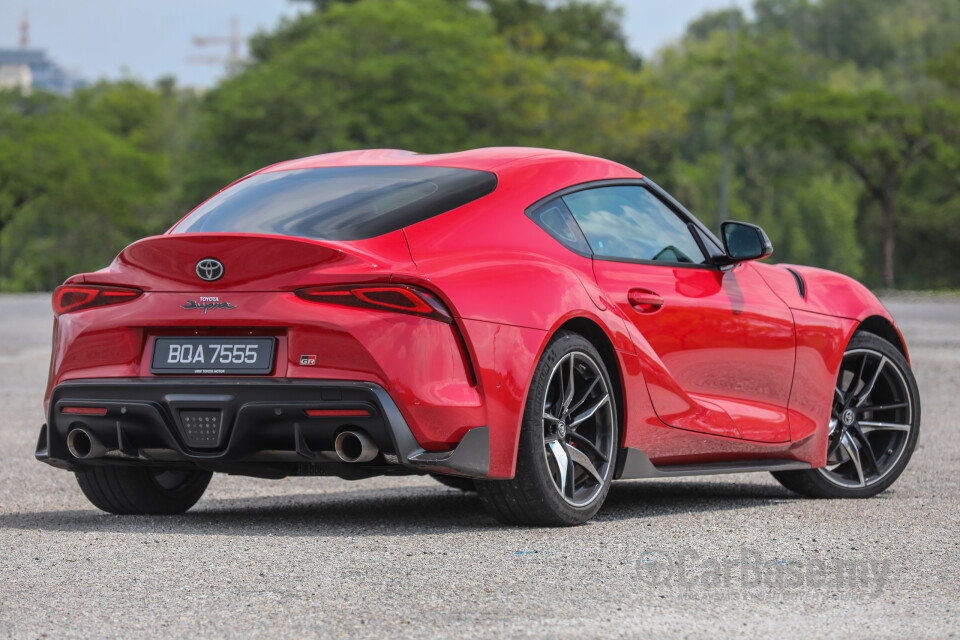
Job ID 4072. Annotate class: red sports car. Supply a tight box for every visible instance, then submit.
[37,148,920,526]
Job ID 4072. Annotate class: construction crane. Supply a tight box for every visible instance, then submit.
[19,9,29,49]
[187,16,248,71]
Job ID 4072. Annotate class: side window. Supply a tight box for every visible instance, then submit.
[562,186,708,264]
[526,199,592,255]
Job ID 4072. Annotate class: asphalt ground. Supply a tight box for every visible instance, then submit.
[1,292,957,638]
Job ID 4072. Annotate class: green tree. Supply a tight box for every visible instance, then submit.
[0,89,167,290]
[766,85,948,289]
[292,0,639,65]
[4,0,958,292]
[478,0,639,67]
[661,0,960,288]
[186,0,678,205]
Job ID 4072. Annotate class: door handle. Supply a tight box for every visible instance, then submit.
[628,288,664,313]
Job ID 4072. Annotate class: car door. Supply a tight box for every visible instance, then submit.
[559,182,796,443]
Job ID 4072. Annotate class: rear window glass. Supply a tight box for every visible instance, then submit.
[172,166,498,241]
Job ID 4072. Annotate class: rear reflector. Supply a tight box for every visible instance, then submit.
[60,407,108,415]
[305,409,371,418]
[295,284,453,323]
[53,285,142,316]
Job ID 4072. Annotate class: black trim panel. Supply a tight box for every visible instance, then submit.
[786,267,806,299]
[615,447,811,479]
[38,378,492,479]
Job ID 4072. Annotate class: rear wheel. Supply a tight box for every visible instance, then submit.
[476,332,618,526]
[773,332,920,498]
[75,466,212,515]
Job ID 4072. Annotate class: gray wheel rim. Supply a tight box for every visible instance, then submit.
[817,347,913,489]
[541,350,615,507]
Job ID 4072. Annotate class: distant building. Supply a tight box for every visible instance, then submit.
[0,62,31,93]
[0,48,85,94]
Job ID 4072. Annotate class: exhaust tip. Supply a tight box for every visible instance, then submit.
[334,430,378,463]
[66,428,108,460]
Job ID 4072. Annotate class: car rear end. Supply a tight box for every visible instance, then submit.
[37,164,497,483]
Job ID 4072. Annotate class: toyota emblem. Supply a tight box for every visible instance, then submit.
[195,258,224,282]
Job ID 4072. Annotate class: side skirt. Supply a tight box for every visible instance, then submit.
[614,447,811,480]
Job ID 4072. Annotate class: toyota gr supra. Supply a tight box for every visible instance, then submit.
[36,147,921,526]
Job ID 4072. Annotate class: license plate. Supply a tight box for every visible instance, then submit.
[151,337,276,375]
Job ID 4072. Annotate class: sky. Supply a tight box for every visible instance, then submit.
[0,0,745,88]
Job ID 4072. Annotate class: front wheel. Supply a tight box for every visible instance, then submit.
[773,331,920,499]
[75,466,212,514]
[476,332,618,526]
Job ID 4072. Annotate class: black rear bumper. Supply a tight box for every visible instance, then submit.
[37,378,489,479]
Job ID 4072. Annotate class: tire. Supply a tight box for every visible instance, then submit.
[430,473,475,492]
[75,466,212,515]
[476,332,618,526]
[773,331,920,499]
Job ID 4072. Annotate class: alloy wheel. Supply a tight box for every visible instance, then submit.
[817,347,914,489]
[541,351,616,507]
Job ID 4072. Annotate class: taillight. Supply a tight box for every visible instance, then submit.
[52,285,142,316]
[60,406,108,415]
[295,285,453,323]
[304,409,371,418]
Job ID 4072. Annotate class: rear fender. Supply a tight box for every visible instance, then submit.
[457,306,658,478]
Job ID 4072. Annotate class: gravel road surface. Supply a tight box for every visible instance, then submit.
[1,293,957,638]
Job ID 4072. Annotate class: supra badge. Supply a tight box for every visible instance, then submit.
[181,297,237,313]
[196,258,224,281]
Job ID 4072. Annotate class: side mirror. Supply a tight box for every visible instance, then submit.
[720,221,773,263]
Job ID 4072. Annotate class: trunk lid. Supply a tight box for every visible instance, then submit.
[78,231,414,291]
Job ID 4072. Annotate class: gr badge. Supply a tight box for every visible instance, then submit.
[300,355,317,366]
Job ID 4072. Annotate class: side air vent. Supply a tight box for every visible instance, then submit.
[786,268,806,299]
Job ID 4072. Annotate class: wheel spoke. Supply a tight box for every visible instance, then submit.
[849,352,869,395]
[548,440,569,496]
[859,420,911,434]
[566,444,604,485]
[570,394,610,427]
[855,356,888,407]
[555,362,566,413]
[565,456,576,499]
[857,402,909,414]
[561,355,576,414]
[850,424,880,474]
[840,431,865,488]
[569,431,608,463]
[834,386,845,405]
[826,433,846,464]
[542,412,559,423]
[567,376,601,415]
[828,417,840,436]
